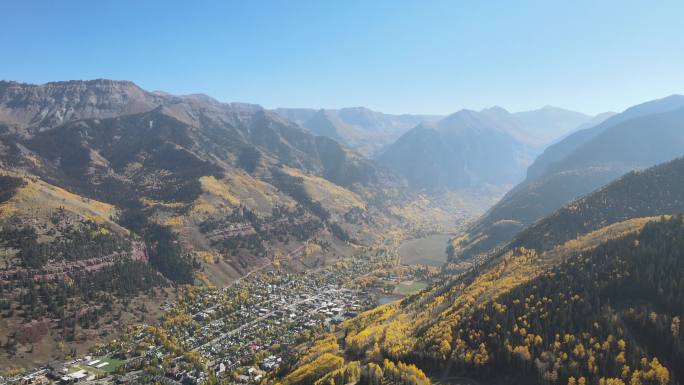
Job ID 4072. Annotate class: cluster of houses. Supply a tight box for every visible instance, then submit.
[4,248,392,385]
[193,284,368,380]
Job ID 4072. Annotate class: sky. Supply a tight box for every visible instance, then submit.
[2,1,684,115]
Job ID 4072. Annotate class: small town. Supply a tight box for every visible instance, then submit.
[1,247,399,385]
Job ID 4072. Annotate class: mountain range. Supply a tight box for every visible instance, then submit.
[375,106,612,191]
[454,94,684,260]
[0,80,397,189]
[275,105,605,163]
[0,79,420,297]
[274,107,441,157]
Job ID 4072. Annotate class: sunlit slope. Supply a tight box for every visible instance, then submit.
[0,173,122,230]
[283,167,365,214]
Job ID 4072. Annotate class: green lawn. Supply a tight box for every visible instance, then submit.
[393,281,428,296]
[71,357,124,375]
[96,357,124,373]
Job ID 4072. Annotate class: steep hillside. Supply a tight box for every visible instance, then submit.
[510,156,684,252]
[272,157,684,385]
[6,108,398,276]
[0,173,167,368]
[377,107,534,191]
[455,96,684,260]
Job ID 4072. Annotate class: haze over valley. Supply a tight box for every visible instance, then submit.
[2,2,684,385]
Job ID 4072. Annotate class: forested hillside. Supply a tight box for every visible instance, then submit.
[511,156,684,251]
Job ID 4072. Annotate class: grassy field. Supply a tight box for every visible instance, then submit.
[398,233,452,266]
[70,356,124,376]
[393,281,428,295]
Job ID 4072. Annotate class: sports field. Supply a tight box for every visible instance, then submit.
[70,356,124,376]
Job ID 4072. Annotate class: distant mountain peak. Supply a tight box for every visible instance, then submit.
[180,93,221,105]
[480,105,510,114]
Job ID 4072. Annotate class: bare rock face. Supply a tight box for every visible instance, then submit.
[0,79,165,132]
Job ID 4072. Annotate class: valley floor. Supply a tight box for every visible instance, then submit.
[398,233,453,267]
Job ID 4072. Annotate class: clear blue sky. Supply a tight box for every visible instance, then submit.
[2,1,683,115]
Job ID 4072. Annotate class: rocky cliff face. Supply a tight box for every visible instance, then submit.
[0,79,166,131]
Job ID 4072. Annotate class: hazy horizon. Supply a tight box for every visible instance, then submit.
[3,1,684,115]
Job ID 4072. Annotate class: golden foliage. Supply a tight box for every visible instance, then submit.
[199,176,240,206]
[283,353,344,385]
[0,175,120,228]
[283,167,365,213]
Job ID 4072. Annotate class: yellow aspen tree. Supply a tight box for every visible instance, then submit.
[671,316,680,338]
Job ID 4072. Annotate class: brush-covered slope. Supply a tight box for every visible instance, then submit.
[272,157,684,385]
[455,95,684,260]
[0,173,131,268]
